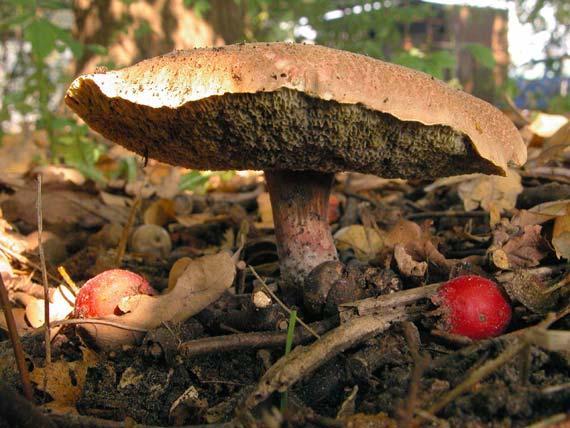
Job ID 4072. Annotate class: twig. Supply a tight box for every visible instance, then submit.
[414,410,450,428]
[57,265,79,296]
[503,93,530,125]
[0,275,34,401]
[249,265,320,339]
[405,210,488,221]
[399,322,429,428]
[0,384,55,427]
[32,317,149,334]
[178,317,338,358]
[48,411,236,427]
[426,310,566,415]
[0,242,60,283]
[541,382,570,394]
[339,281,443,320]
[37,174,51,365]
[525,413,568,428]
[243,309,406,409]
[115,192,142,267]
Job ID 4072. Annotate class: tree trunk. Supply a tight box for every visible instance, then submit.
[72,0,245,75]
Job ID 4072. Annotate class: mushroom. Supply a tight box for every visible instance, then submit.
[65,42,526,301]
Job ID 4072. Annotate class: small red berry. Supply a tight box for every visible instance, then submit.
[75,269,157,319]
[434,275,511,340]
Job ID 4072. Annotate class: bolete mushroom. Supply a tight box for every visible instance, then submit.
[65,42,526,300]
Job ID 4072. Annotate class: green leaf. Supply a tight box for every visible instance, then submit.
[0,11,33,30]
[5,0,35,7]
[87,44,108,55]
[464,43,495,69]
[178,170,212,191]
[24,18,58,59]
[134,20,151,40]
[184,0,210,17]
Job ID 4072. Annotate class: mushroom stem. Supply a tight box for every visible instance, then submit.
[264,170,338,296]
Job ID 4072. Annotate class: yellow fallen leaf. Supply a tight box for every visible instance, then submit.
[553,215,570,259]
[256,192,274,228]
[30,347,100,408]
[144,199,176,226]
[457,169,522,224]
[529,199,570,217]
[528,112,568,138]
[334,225,384,261]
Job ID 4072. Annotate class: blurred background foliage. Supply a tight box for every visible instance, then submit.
[0,0,568,187]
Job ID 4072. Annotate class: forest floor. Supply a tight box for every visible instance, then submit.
[0,112,569,427]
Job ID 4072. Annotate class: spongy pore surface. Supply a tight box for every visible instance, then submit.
[67,84,499,179]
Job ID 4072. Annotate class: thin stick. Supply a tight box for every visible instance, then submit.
[0,275,34,401]
[0,243,59,283]
[57,266,79,295]
[32,317,149,334]
[179,317,338,358]
[426,311,564,415]
[249,265,320,339]
[406,210,488,221]
[36,175,51,365]
[400,322,429,427]
[0,384,55,427]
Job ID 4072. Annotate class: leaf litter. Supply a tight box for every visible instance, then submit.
[0,119,569,427]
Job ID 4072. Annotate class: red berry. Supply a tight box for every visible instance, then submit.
[75,269,157,318]
[434,275,511,340]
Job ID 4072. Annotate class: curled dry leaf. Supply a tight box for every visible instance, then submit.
[490,221,549,270]
[25,285,76,328]
[334,225,384,261]
[168,257,192,291]
[393,244,427,277]
[78,252,236,350]
[384,220,453,276]
[502,271,559,314]
[529,199,570,217]
[457,169,523,225]
[553,215,570,259]
[521,199,570,259]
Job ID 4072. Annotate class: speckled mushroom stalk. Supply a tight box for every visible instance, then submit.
[264,170,338,296]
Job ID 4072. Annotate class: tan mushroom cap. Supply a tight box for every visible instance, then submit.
[65,42,526,179]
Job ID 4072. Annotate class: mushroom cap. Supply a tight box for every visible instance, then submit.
[65,42,526,179]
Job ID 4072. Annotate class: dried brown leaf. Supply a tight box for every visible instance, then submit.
[457,169,522,225]
[552,215,570,259]
[490,222,549,270]
[30,347,100,408]
[502,271,559,313]
[78,252,236,350]
[394,244,427,277]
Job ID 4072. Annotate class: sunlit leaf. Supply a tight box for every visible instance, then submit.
[24,18,59,59]
[464,43,496,69]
